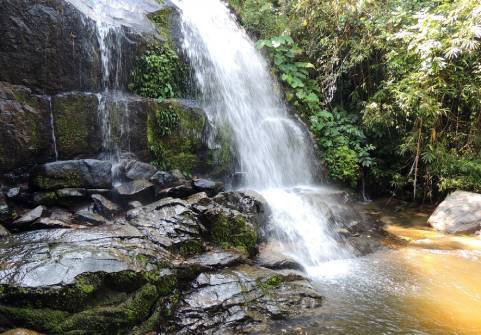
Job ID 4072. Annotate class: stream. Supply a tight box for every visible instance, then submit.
[270,202,481,335]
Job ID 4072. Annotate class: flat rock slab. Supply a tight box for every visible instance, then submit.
[0,224,168,288]
[428,191,481,234]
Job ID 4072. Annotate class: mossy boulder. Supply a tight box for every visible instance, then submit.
[0,82,55,173]
[147,99,232,176]
[0,225,178,334]
[29,160,112,191]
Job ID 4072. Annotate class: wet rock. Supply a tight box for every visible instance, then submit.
[122,160,158,181]
[32,192,58,207]
[192,178,224,197]
[91,194,121,219]
[186,192,209,205]
[52,92,102,159]
[1,329,43,335]
[150,170,179,188]
[128,201,143,210]
[0,0,101,94]
[0,82,54,173]
[0,225,175,335]
[9,206,45,229]
[30,159,112,190]
[428,191,481,235]
[5,188,20,200]
[0,224,9,236]
[158,183,197,199]
[181,249,246,272]
[127,198,205,256]
[171,265,323,334]
[114,180,155,202]
[256,245,303,271]
[0,192,16,225]
[75,210,107,226]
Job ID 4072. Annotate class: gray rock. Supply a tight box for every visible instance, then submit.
[181,249,246,271]
[75,210,107,226]
[171,265,323,334]
[127,197,205,256]
[123,160,158,180]
[192,178,224,197]
[0,224,9,236]
[157,183,197,199]
[30,159,112,190]
[0,82,54,172]
[0,192,16,225]
[91,194,121,219]
[150,170,179,188]
[56,188,87,199]
[127,201,143,210]
[11,206,45,228]
[114,180,155,201]
[256,244,304,271]
[186,192,209,205]
[429,191,481,234]
[6,187,20,199]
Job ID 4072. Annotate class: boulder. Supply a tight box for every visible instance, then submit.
[8,206,45,231]
[157,183,197,199]
[30,160,112,190]
[122,160,158,181]
[114,180,155,203]
[192,178,224,197]
[170,265,323,334]
[149,171,179,189]
[91,194,122,219]
[428,191,481,234]
[180,249,246,272]
[0,225,176,335]
[127,198,205,256]
[0,82,54,173]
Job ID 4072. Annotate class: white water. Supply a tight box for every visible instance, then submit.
[173,0,351,273]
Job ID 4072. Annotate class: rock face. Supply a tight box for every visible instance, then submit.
[0,0,101,94]
[30,160,112,191]
[428,191,481,234]
[0,82,55,173]
[171,265,323,334]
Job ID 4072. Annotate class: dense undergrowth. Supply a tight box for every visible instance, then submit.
[228,0,481,201]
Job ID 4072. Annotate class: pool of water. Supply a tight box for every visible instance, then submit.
[271,202,481,335]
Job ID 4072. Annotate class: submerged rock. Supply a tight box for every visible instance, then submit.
[428,190,481,234]
[30,160,112,191]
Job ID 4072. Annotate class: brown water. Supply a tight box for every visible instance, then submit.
[275,201,481,334]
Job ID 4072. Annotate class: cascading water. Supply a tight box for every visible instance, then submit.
[66,0,161,161]
[172,0,352,275]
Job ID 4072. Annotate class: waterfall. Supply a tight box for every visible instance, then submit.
[172,0,351,274]
[66,0,161,161]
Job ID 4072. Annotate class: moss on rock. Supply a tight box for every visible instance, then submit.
[52,93,101,159]
[208,212,258,257]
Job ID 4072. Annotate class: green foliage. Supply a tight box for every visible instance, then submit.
[130,45,183,100]
[257,35,373,186]
[236,0,481,199]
